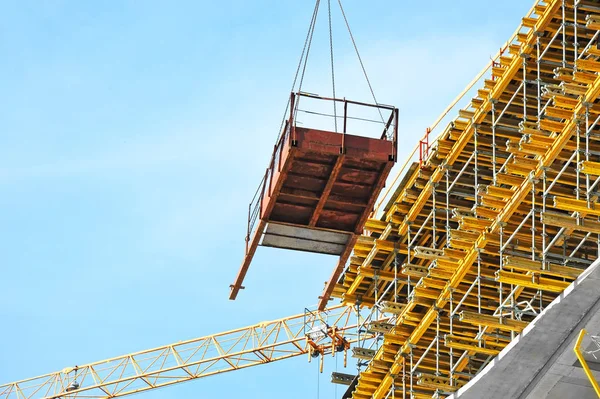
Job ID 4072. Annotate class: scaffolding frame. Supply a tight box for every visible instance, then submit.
[330,1,600,397]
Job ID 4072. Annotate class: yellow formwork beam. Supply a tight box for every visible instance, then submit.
[416,373,465,392]
[380,301,406,314]
[359,267,401,281]
[554,196,600,216]
[496,172,524,186]
[412,246,446,260]
[365,218,389,233]
[541,212,600,234]
[450,229,481,241]
[444,335,502,356]
[401,264,429,278]
[495,270,571,293]
[459,310,528,333]
[346,223,395,297]
[577,59,600,73]
[503,256,583,279]
[580,161,600,176]
[413,287,442,300]
[484,185,516,198]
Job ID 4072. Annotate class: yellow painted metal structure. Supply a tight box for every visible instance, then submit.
[328,0,600,397]
[0,306,365,399]
[574,329,600,398]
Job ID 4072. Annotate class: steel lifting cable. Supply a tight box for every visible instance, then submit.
[328,0,338,133]
[293,0,321,132]
[278,0,384,141]
[298,0,321,95]
[336,0,385,127]
[276,0,321,142]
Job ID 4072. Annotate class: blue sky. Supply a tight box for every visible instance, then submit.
[1,1,532,398]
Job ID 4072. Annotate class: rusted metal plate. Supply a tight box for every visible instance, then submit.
[295,127,394,161]
[264,128,393,234]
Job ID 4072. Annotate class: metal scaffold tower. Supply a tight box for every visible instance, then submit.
[331,0,600,397]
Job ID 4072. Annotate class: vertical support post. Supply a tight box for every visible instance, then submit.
[542,168,548,269]
[290,92,296,143]
[477,250,482,337]
[449,290,454,384]
[522,55,528,121]
[446,166,451,248]
[562,0,567,68]
[435,310,440,377]
[419,128,430,168]
[407,224,412,298]
[356,302,361,373]
[574,0,579,67]
[577,120,581,201]
[342,99,347,153]
[394,250,399,301]
[409,346,414,398]
[532,179,536,260]
[374,273,379,344]
[403,357,406,399]
[492,100,498,183]
[536,33,541,117]
[343,99,348,134]
[474,126,479,207]
[586,105,591,205]
[508,216,515,340]
[432,183,437,245]
[499,223,505,318]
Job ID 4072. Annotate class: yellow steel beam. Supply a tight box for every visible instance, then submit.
[504,256,583,279]
[541,212,600,234]
[554,196,600,217]
[345,223,394,296]
[580,161,600,176]
[444,335,502,356]
[459,311,528,333]
[496,270,571,293]
[416,373,464,392]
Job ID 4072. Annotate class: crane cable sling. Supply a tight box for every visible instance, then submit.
[328,0,338,133]
[276,0,321,143]
[336,0,385,127]
[277,0,384,141]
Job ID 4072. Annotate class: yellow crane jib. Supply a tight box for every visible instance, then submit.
[0,305,377,399]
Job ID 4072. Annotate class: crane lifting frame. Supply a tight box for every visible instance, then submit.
[230,92,398,304]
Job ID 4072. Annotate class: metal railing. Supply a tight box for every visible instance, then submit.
[244,92,399,254]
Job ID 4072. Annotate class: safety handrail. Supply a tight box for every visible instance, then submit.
[245,91,398,252]
[574,329,600,397]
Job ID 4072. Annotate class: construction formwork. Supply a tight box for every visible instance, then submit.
[329,1,600,398]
